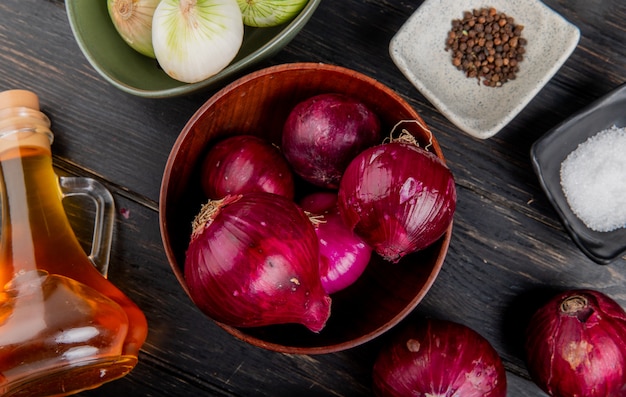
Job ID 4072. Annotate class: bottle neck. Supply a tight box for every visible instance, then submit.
[0,106,69,287]
[0,148,73,288]
[0,106,53,158]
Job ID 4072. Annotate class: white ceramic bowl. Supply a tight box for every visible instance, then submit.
[390,0,580,139]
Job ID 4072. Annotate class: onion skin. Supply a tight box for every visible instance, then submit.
[282,93,381,189]
[525,289,626,397]
[373,318,507,397]
[184,193,331,332]
[200,135,295,200]
[338,142,456,263]
[300,192,373,294]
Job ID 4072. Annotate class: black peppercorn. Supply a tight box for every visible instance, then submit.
[445,7,526,87]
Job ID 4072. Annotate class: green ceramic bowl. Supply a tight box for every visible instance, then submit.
[65,0,321,98]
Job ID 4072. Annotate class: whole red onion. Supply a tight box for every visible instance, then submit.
[200,135,294,199]
[282,93,381,189]
[300,192,373,294]
[525,289,626,397]
[184,192,331,332]
[373,318,507,397]
[338,141,456,263]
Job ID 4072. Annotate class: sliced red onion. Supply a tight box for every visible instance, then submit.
[373,318,507,397]
[282,93,381,189]
[525,289,626,397]
[300,192,372,294]
[184,193,331,332]
[200,135,295,200]
[338,141,456,263]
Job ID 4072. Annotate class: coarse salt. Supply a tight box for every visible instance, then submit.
[560,125,626,232]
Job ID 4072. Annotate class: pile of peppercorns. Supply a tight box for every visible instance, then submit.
[445,7,527,87]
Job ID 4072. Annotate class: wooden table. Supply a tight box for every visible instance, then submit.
[1,0,625,395]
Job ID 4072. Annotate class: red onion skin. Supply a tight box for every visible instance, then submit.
[200,135,295,200]
[373,318,507,397]
[338,142,456,263]
[300,192,373,294]
[282,93,381,189]
[184,192,331,333]
[525,289,626,397]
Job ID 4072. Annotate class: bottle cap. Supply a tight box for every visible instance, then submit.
[0,89,52,154]
[0,90,40,111]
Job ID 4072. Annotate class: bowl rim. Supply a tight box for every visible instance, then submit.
[65,0,322,98]
[158,62,453,354]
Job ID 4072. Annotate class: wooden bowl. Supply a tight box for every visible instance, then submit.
[159,63,453,354]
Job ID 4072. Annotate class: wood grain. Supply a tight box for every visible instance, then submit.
[1,0,625,395]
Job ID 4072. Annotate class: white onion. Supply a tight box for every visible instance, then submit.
[152,0,244,83]
[236,0,308,27]
[107,0,160,58]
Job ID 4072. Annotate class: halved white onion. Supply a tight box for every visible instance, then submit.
[152,0,244,83]
[107,0,160,58]
[236,0,308,27]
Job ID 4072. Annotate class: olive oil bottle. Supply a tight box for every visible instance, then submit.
[0,90,147,396]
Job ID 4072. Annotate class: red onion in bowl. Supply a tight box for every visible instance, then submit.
[338,141,456,263]
[373,318,507,397]
[184,192,331,332]
[282,93,381,189]
[300,192,373,294]
[200,135,295,199]
[525,289,626,397]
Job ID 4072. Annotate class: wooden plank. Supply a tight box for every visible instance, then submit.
[0,0,624,395]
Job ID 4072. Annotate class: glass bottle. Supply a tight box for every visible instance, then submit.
[0,90,148,396]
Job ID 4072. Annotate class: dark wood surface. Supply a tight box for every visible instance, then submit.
[2,0,625,395]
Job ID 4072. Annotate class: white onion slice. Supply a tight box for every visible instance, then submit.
[108,0,160,58]
[236,0,308,27]
[152,0,244,83]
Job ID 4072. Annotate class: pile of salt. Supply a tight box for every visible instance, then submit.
[560,125,626,232]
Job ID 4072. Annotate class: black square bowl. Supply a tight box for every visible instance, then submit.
[531,83,626,264]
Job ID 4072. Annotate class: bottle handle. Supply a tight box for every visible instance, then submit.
[59,176,115,278]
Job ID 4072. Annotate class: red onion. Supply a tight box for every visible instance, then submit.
[300,192,373,294]
[338,141,456,263]
[525,289,626,397]
[184,192,331,332]
[373,318,507,397]
[200,135,295,199]
[282,93,381,189]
